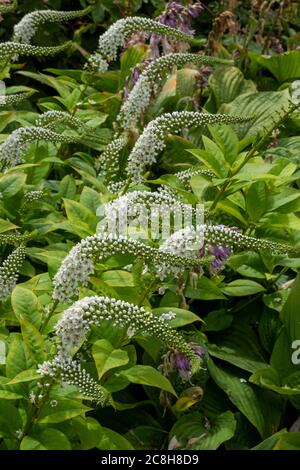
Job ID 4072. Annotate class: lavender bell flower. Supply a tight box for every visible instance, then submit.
[171,351,192,380]
[149,1,204,58]
[208,244,231,274]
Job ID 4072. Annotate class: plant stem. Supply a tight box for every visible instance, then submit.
[40,299,59,334]
[138,278,158,307]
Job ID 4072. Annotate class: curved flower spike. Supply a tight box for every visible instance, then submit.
[126,111,251,181]
[87,17,195,73]
[118,53,232,129]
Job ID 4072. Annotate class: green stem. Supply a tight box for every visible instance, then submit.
[40,299,59,334]
[138,278,158,307]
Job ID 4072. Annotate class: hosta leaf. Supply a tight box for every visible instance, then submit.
[256,51,300,83]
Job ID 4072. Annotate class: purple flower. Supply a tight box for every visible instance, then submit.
[149,1,204,57]
[190,342,205,358]
[208,244,231,274]
[171,351,192,380]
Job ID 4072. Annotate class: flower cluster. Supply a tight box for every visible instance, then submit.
[97,136,127,182]
[203,224,294,254]
[52,233,203,303]
[37,355,108,405]
[126,111,250,181]
[87,17,194,73]
[118,53,232,129]
[176,167,214,185]
[0,126,78,170]
[13,9,90,44]
[0,41,70,60]
[20,190,44,213]
[0,232,30,247]
[105,190,183,216]
[0,246,26,301]
[0,93,29,108]
[36,111,87,132]
[149,1,204,58]
[157,223,295,277]
[54,296,198,365]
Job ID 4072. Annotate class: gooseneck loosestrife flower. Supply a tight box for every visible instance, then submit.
[52,223,293,304]
[118,53,232,129]
[37,355,109,405]
[37,296,201,402]
[0,93,30,108]
[0,126,79,171]
[97,136,127,183]
[126,112,251,182]
[0,247,26,301]
[52,234,204,303]
[0,41,70,60]
[87,17,196,73]
[36,111,87,132]
[13,8,90,44]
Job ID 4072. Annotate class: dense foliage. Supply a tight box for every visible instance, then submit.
[0,0,300,451]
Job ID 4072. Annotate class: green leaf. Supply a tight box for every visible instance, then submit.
[250,367,300,395]
[58,175,77,199]
[20,428,71,450]
[98,427,134,450]
[21,319,46,364]
[256,51,300,83]
[100,270,135,287]
[202,309,233,332]
[118,365,177,396]
[208,359,280,438]
[119,46,146,88]
[246,181,268,222]
[0,172,26,198]
[92,339,129,380]
[63,198,98,233]
[184,276,226,300]
[281,272,300,343]
[0,401,22,438]
[0,219,19,233]
[187,137,229,178]
[209,66,256,109]
[221,89,290,142]
[209,124,239,166]
[11,286,41,329]
[73,416,103,450]
[221,279,265,297]
[170,411,236,450]
[37,399,91,424]
[8,368,41,385]
[152,307,202,327]
[6,334,34,379]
